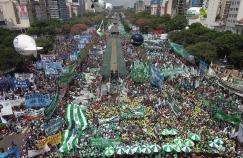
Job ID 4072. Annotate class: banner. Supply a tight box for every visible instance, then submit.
[14,108,44,118]
[130,61,149,83]
[65,104,87,130]
[10,79,30,89]
[17,5,28,20]
[44,117,63,136]
[24,93,51,108]
[90,137,121,147]
[44,90,60,119]
[43,62,63,75]
[59,129,81,153]
[36,132,61,149]
[0,147,20,158]
[14,73,34,82]
[40,54,56,62]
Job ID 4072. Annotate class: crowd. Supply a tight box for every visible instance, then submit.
[0,21,243,158]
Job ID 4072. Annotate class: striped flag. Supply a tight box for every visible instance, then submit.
[59,104,87,153]
[65,104,87,130]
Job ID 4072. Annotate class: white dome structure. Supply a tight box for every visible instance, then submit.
[105,3,112,10]
[13,34,43,58]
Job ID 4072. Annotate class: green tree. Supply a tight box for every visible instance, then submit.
[186,42,217,62]
[229,51,243,68]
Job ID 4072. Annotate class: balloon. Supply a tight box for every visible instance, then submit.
[131,34,144,47]
[13,34,43,58]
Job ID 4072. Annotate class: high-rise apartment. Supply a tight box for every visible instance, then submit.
[46,0,69,21]
[225,0,243,32]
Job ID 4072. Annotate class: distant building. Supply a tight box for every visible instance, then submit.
[219,0,231,21]
[206,0,221,27]
[150,0,160,15]
[176,0,191,15]
[66,0,85,17]
[46,0,69,21]
[27,0,48,23]
[235,18,243,34]
[160,0,177,16]
[0,0,30,29]
[134,0,145,13]
[145,5,151,13]
[225,0,243,33]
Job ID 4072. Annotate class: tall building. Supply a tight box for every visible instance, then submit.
[225,0,243,33]
[0,0,30,29]
[27,0,48,23]
[134,0,145,13]
[219,0,231,21]
[160,0,177,16]
[206,0,220,27]
[150,0,160,15]
[46,0,69,21]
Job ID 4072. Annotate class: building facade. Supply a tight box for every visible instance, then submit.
[219,0,231,21]
[46,0,69,21]
[135,0,145,13]
[150,0,160,15]
[225,0,243,33]
[160,0,177,16]
[176,0,191,15]
[205,0,220,27]
[27,0,48,23]
[0,0,30,29]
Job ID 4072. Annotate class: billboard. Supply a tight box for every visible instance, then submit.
[18,5,29,20]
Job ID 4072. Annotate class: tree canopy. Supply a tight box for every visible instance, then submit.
[169,23,243,68]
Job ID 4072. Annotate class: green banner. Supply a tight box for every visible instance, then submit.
[130,61,149,83]
[44,90,60,119]
[90,137,121,147]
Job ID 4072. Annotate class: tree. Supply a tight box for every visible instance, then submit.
[229,51,243,68]
[186,42,217,62]
[70,24,88,35]
[166,15,188,31]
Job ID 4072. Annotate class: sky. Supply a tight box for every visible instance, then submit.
[107,0,150,7]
